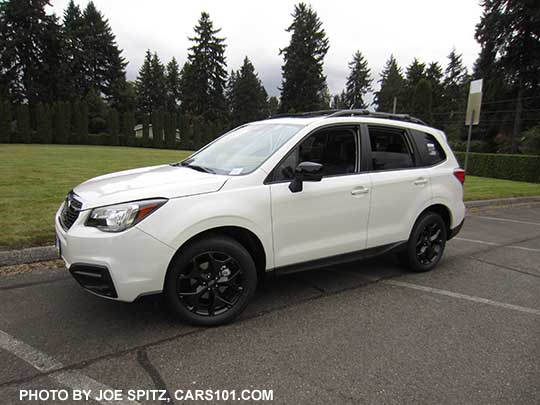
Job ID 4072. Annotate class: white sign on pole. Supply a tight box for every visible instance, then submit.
[465,79,483,126]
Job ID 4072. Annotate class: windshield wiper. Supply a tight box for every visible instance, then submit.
[178,161,216,174]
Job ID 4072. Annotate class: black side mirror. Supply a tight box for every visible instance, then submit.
[289,161,324,193]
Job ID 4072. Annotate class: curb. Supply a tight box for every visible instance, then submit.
[0,245,57,267]
[465,195,540,208]
[2,195,540,267]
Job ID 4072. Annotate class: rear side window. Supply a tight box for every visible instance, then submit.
[415,132,446,166]
[367,126,414,171]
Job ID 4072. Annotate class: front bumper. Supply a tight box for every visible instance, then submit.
[55,205,176,302]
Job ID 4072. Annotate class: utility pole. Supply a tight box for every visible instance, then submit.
[392,96,397,114]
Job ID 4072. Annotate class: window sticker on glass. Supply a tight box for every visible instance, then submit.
[229,168,243,175]
[426,143,437,156]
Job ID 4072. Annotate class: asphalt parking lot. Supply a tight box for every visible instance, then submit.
[1,203,539,404]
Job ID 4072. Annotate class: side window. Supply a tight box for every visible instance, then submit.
[368,126,414,171]
[416,132,446,166]
[273,128,357,181]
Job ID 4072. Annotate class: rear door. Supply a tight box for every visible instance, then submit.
[363,124,432,248]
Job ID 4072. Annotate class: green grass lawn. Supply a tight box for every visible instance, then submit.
[1,144,540,250]
[1,144,191,249]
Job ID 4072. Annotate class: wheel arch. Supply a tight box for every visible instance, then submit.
[417,203,452,237]
[164,225,268,289]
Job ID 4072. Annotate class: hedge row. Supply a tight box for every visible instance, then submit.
[454,152,540,183]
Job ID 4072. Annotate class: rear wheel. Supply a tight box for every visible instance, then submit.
[400,212,447,272]
[165,236,257,326]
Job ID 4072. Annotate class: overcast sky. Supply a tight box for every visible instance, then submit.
[48,0,483,104]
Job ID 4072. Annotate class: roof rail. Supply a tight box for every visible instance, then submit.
[270,109,339,119]
[326,109,427,125]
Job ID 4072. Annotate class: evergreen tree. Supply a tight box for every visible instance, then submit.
[135,50,167,116]
[268,96,279,117]
[151,108,163,148]
[0,0,64,104]
[442,49,468,140]
[36,102,52,143]
[425,62,444,127]
[229,57,269,127]
[79,100,89,143]
[180,12,228,124]
[0,99,12,143]
[81,2,127,105]
[403,58,426,112]
[142,115,150,147]
[16,104,31,143]
[85,88,107,133]
[344,51,371,109]
[374,55,405,113]
[331,91,347,109]
[107,107,119,145]
[135,51,153,117]
[475,0,540,153]
[279,3,329,113]
[63,0,85,99]
[166,57,181,111]
[412,79,433,124]
[122,110,136,146]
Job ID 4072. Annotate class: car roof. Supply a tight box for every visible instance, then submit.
[253,115,443,138]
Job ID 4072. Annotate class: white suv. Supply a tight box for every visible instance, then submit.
[55,110,466,325]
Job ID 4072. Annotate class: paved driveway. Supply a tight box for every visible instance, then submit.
[1,203,539,404]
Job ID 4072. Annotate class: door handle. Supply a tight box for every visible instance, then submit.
[414,177,428,186]
[351,186,369,195]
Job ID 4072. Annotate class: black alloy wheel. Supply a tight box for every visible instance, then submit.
[177,251,246,317]
[415,222,444,266]
[401,212,447,272]
[165,236,257,326]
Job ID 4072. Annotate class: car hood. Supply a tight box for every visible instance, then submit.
[73,164,229,209]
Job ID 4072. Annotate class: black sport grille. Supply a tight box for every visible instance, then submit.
[59,191,82,230]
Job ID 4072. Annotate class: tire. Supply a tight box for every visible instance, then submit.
[165,236,257,326]
[400,212,447,272]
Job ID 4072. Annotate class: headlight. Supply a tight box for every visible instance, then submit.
[85,199,167,232]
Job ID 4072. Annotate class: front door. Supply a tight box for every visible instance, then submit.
[268,126,372,268]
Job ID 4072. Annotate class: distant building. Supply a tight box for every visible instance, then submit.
[134,124,180,142]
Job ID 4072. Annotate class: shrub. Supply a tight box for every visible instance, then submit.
[455,152,540,183]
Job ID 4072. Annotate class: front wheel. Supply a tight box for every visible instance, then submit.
[165,236,257,326]
[400,212,447,272]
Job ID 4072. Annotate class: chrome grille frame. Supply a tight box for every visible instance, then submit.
[59,191,83,230]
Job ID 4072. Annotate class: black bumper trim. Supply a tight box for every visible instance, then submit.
[448,219,465,240]
[69,263,118,298]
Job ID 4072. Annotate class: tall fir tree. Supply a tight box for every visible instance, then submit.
[135,51,153,117]
[81,2,127,106]
[425,62,444,128]
[268,96,279,117]
[374,55,405,113]
[107,107,119,145]
[475,0,540,153]
[279,3,329,113]
[412,79,433,124]
[165,57,181,111]
[228,57,269,127]
[344,51,372,109]
[442,49,468,141]
[403,58,426,113]
[180,12,228,125]
[63,0,86,100]
[0,0,65,104]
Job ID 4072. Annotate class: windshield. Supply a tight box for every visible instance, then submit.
[181,123,303,175]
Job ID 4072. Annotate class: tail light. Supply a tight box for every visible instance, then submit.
[454,168,466,185]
